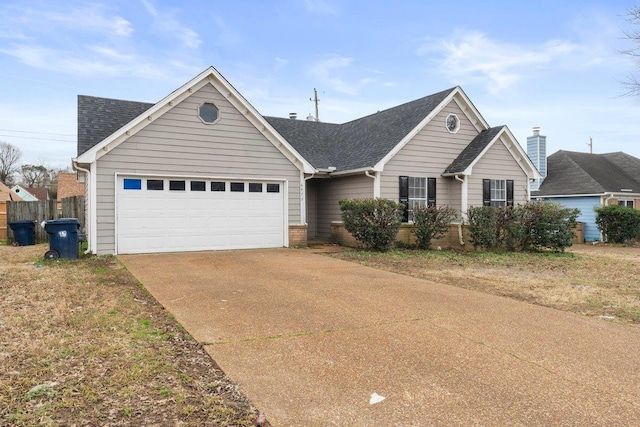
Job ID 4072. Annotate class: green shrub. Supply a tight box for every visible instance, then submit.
[339,198,404,251]
[466,202,579,252]
[412,205,457,249]
[529,202,579,251]
[595,204,640,243]
[466,206,499,250]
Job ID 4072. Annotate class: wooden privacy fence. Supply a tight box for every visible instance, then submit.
[0,201,6,242]
[5,196,85,244]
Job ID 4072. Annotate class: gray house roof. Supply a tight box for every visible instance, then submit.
[77,95,154,156]
[534,150,640,196]
[265,87,455,171]
[443,126,505,174]
[78,86,507,176]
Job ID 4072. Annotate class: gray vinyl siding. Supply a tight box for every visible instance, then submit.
[94,83,301,254]
[306,180,318,238]
[467,140,528,207]
[315,174,374,238]
[381,100,478,212]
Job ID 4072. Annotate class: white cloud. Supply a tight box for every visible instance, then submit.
[2,4,135,38]
[420,30,616,94]
[304,0,338,16]
[308,55,363,95]
[141,0,202,49]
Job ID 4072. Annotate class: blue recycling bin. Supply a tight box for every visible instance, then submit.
[8,220,36,246]
[44,218,80,259]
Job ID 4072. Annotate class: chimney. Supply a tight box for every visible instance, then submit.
[289,112,297,120]
[527,127,547,191]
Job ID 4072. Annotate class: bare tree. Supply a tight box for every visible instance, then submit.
[0,141,23,185]
[20,164,54,187]
[622,5,640,96]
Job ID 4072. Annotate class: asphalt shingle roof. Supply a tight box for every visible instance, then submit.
[266,87,456,170]
[443,126,504,174]
[534,150,640,196]
[78,88,482,174]
[77,95,155,156]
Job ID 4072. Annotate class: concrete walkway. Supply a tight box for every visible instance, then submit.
[120,249,640,426]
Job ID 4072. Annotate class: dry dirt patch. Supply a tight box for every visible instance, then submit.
[0,244,263,426]
[327,244,640,324]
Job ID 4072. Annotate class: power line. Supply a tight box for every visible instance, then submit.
[0,134,75,143]
[0,128,76,137]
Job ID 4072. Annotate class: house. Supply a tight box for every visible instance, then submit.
[531,150,640,242]
[1,182,23,202]
[10,185,41,201]
[56,172,85,209]
[73,66,539,255]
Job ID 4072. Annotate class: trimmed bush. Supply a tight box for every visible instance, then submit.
[595,204,640,243]
[339,198,404,251]
[466,202,579,252]
[412,205,457,249]
[466,206,499,250]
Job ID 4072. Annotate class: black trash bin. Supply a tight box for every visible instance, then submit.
[44,218,80,259]
[8,220,36,246]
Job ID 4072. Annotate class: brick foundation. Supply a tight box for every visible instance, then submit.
[289,224,308,247]
[331,221,585,249]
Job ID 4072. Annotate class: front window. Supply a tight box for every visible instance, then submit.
[618,199,634,208]
[491,179,506,207]
[408,177,426,221]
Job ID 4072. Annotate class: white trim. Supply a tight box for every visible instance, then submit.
[445,113,460,133]
[88,165,97,254]
[374,87,490,171]
[373,171,381,198]
[197,101,221,125]
[330,167,381,176]
[531,193,640,199]
[442,126,541,181]
[76,67,315,174]
[113,172,289,255]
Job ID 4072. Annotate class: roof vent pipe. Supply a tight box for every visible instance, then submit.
[289,112,297,120]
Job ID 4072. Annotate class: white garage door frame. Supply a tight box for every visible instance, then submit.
[114,172,289,254]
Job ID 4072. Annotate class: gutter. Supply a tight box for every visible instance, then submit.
[453,174,466,246]
[72,159,92,255]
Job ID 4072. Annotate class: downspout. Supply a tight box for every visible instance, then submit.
[365,170,380,198]
[454,174,466,246]
[72,159,92,255]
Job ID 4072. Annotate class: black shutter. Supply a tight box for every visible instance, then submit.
[427,177,437,206]
[482,179,491,206]
[506,180,514,206]
[399,176,409,222]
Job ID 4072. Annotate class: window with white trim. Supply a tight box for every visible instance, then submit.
[618,199,634,208]
[408,177,427,220]
[483,179,514,207]
[399,176,437,222]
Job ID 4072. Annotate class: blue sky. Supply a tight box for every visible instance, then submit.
[1,0,639,170]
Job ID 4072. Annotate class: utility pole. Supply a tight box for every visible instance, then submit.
[310,88,319,122]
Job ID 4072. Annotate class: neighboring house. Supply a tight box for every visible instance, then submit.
[57,172,85,209]
[532,150,640,242]
[73,66,539,255]
[1,182,23,202]
[10,185,40,201]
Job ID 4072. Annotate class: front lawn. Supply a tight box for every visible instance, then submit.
[328,245,640,324]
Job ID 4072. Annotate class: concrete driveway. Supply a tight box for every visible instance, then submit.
[120,248,640,426]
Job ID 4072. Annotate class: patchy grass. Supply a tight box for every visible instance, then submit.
[0,244,261,426]
[327,245,640,324]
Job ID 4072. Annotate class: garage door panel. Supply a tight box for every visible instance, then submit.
[117,176,285,254]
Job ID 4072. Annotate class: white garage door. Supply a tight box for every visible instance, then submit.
[116,176,286,254]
